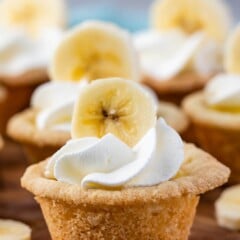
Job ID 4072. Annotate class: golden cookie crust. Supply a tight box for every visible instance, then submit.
[7,109,70,148]
[37,194,199,240]
[182,92,240,130]
[21,144,230,206]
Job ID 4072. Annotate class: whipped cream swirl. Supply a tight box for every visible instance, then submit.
[45,118,184,189]
[0,27,63,75]
[31,81,88,131]
[134,29,222,80]
[204,74,240,108]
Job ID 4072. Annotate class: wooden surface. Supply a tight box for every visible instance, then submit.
[1,140,240,240]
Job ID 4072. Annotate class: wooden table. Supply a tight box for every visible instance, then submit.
[1,140,240,240]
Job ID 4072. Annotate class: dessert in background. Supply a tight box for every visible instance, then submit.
[22,78,229,240]
[7,20,139,162]
[0,0,66,134]
[0,219,31,239]
[8,20,189,163]
[215,185,240,230]
[183,24,240,184]
[134,0,231,104]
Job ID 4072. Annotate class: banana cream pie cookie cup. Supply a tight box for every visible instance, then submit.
[134,0,231,105]
[8,21,189,163]
[22,78,229,240]
[0,0,66,134]
[183,75,240,184]
[183,26,240,184]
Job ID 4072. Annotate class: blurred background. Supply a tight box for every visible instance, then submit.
[68,0,240,31]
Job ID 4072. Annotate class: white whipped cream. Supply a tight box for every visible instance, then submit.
[45,118,184,189]
[134,29,222,80]
[31,81,88,131]
[204,74,240,108]
[0,27,63,75]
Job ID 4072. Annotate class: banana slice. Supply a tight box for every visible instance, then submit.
[50,21,140,82]
[215,185,240,230]
[225,25,240,74]
[150,0,231,42]
[71,78,156,147]
[0,0,66,37]
[0,219,31,240]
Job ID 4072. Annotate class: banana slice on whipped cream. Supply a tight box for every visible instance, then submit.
[50,21,140,82]
[71,78,156,147]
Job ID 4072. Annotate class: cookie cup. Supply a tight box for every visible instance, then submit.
[21,144,229,240]
[7,102,189,163]
[183,92,240,184]
[143,71,211,105]
[7,109,70,163]
[0,69,48,135]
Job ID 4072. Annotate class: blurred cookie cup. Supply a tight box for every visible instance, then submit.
[0,0,66,134]
[134,0,231,105]
[183,25,240,184]
[183,75,240,184]
[7,21,189,163]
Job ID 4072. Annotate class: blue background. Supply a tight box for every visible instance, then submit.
[67,0,240,31]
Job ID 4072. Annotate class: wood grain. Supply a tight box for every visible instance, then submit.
[0,140,240,240]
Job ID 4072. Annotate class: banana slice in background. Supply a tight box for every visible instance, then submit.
[215,185,240,230]
[150,0,231,42]
[225,25,240,74]
[0,219,31,240]
[0,0,66,37]
[72,78,156,147]
[50,21,140,82]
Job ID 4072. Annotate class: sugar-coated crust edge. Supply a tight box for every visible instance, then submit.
[7,109,70,147]
[182,92,240,130]
[21,144,230,206]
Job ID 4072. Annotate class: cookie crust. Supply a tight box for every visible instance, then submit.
[21,144,230,206]
[7,109,70,148]
[182,92,240,130]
